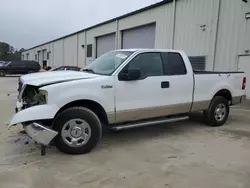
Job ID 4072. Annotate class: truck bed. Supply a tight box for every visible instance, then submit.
[192,70,245,112]
[193,70,244,74]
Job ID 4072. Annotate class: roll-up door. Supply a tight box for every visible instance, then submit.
[122,23,156,49]
[96,33,116,57]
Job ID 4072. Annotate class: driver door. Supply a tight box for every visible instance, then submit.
[114,51,193,123]
[115,52,167,123]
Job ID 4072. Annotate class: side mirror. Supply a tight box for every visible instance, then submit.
[119,68,141,81]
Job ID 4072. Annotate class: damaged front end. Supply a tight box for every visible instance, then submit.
[10,84,59,147]
[16,84,47,112]
[22,122,58,145]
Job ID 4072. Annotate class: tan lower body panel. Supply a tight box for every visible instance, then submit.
[114,103,191,124]
[191,100,210,111]
[107,113,115,124]
[231,96,244,105]
[107,97,243,124]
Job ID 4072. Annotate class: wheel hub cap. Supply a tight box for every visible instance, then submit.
[214,103,226,121]
[70,127,83,138]
[61,118,91,147]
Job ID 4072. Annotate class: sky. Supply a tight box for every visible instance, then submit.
[0,0,161,49]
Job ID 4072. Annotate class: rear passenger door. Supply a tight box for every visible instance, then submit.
[7,61,23,74]
[20,61,29,73]
[160,52,193,112]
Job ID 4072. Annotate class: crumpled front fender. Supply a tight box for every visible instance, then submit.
[9,104,60,127]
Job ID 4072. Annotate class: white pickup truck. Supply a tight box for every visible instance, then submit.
[10,49,246,154]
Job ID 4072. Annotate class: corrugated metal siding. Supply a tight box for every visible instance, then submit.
[78,32,86,68]
[53,40,63,67]
[49,42,54,67]
[28,50,34,61]
[238,1,250,56]
[64,35,77,66]
[174,0,217,70]
[118,4,173,49]
[214,0,244,71]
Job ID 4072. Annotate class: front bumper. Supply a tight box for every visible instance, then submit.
[10,103,60,145]
[23,122,58,145]
[10,104,59,126]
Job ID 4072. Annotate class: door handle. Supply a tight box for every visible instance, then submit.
[161,81,170,88]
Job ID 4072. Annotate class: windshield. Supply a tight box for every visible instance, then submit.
[82,51,133,75]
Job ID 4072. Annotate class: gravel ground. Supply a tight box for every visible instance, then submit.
[0,76,250,188]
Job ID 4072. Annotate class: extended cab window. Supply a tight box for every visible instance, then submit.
[161,52,187,75]
[126,52,163,79]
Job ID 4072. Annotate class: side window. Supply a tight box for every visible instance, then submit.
[126,52,163,79]
[87,44,92,58]
[54,66,65,71]
[161,52,187,75]
[67,67,78,71]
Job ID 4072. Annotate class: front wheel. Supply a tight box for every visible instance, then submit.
[53,107,102,154]
[203,96,229,127]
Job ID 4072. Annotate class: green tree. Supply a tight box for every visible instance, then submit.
[0,42,25,61]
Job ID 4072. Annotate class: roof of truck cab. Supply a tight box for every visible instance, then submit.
[115,49,184,53]
[114,49,139,52]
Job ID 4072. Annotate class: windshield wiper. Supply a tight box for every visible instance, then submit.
[82,68,95,74]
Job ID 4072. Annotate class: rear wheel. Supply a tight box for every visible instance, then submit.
[54,107,102,154]
[203,96,229,127]
[0,70,6,77]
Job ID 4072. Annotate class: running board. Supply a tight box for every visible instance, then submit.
[111,116,189,131]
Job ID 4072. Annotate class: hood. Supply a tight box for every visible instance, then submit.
[20,71,99,86]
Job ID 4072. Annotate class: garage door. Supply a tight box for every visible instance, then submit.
[96,33,116,57]
[238,55,250,99]
[122,23,156,49]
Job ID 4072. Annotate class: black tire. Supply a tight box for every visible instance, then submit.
[0,70,6,77]
[53,107,102,154]
[203,96,229,127]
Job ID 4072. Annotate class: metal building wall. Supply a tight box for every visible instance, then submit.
[118,4,174,49]
[53,40,63,67]
[77,32,86,68]
[215,0,250,71]
[26,49,34,61]
[64,34,78,66]
[240,2,250,54]
[21,0,250,72]
[174,0,218,70]
[48,42,54,67]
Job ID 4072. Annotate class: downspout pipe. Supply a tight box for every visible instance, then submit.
[171,0,177,49]
[212,0,221,70]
